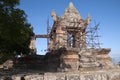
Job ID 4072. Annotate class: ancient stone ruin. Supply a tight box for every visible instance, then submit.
[28,2,113,71]
[21,2,114,72]
[1,2,120,80]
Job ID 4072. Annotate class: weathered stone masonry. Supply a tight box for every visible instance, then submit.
[25,2,114,72]
[43,2,113,71]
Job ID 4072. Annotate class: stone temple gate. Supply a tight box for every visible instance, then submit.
[29,2,113,71]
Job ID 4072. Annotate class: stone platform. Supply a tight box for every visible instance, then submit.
[1,68,120,80]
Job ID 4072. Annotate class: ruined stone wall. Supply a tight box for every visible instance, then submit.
[1,69,120,80]
[13,55,45,70]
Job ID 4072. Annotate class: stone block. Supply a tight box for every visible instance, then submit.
[44,73,56,80]
[66,74,80,80]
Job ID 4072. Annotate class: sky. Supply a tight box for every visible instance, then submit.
[18,0,120,61]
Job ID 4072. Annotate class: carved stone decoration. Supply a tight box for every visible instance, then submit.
[86,14,91,25]
[51,9,58,21]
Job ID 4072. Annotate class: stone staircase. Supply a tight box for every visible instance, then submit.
[79,49,100,69]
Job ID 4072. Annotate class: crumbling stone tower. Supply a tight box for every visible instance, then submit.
[45,2,92,71]
[48,2,90,51]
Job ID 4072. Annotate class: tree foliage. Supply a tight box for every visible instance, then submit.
[0,0,34,64]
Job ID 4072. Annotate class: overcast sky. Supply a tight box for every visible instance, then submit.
[18,0,120,60]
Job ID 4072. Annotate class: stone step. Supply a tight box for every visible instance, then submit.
[81,62,97,68]
[80,58,95,62]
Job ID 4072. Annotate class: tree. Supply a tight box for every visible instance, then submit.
[0,0,34,64]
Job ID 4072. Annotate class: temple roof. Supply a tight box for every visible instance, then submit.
[60,2,84,28]
[61,2,82,20]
